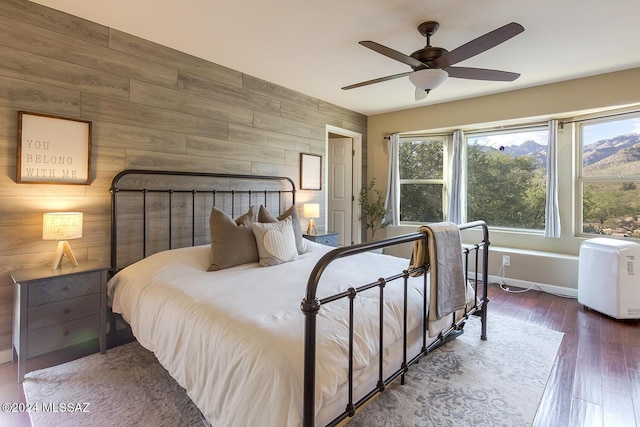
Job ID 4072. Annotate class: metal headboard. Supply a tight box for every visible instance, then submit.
[110,169,296,273]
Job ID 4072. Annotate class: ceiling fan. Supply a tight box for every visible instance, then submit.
[342,21,525,101]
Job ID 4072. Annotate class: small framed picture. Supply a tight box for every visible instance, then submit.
[17,111,92,184]
[300,153,322,190]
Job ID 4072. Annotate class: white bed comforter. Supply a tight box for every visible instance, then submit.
[107,241,430,427]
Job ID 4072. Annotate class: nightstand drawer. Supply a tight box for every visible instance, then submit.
[27,294,100,331]
[28,271,101,306]
[12,261,109,382]
[27,314,99,357]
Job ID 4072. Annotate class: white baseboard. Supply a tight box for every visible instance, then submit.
[488,274,578,298]
[0,348,13,365]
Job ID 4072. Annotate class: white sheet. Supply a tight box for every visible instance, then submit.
[108,241,434,427]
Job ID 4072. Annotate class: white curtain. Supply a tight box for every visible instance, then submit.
[545,119,561,237]
[384,133,400,226]
[447,130,466,224]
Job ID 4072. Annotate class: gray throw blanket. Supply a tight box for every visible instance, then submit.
[409,222,466,320]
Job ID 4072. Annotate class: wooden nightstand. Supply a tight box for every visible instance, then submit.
[303,231,339,247]
[11,260,108,382]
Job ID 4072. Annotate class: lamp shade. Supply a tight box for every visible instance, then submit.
[303,203,320,219]
[43,212,83,240]
[408,68,448,91]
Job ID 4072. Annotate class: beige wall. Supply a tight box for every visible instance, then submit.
[369,68,640,291]
[0,0,366,356]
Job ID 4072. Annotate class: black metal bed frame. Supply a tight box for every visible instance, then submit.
[108,169,490,427]
[301,222,490,426]
[109,169,296,272]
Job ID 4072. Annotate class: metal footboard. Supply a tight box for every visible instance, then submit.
[301,221,490,427]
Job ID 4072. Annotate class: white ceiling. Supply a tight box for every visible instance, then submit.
[31,0,640,116]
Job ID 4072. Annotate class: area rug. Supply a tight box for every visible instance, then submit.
[23,342,208,427]
[347,315,564,427]
[23,315,562,427]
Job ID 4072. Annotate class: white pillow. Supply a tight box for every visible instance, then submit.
[251,217,299,267]
[258,205,305,255]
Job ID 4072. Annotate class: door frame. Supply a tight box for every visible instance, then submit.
[325,125,362,245]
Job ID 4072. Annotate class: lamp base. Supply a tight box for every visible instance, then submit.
[306,218,318,235]
[51,240,79,270]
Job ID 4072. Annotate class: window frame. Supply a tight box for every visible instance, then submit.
[397,135,449,225]
[576,111,640,238]
[464,124,550,232]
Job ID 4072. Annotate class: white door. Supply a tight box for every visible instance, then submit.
[328,137,353,246]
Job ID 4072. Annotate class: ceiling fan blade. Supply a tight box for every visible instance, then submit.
[445,66,520,81]
[359,41,425,69]
[433,22,524,67]
[342,71,413,90]
[415,87,428,101]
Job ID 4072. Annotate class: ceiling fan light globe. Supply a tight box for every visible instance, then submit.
[408,68,448,91]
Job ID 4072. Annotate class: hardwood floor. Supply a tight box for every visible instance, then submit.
[486,284,640,427]
[0,284,638,426]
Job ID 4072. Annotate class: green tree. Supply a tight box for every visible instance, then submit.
[399,140,443,180]
[524,173,547,228]
[467,145,545,229]
[583,183,636,233]
[400,183,443,222]
[399,139,444,222]
[399,141,547,228]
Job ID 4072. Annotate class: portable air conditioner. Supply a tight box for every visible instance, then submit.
[578,237,640,319]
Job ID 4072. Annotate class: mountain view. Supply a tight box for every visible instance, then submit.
[583,133,640,176]
[470,132,640,236]
[477,133,640,174]
[499,140,547,168]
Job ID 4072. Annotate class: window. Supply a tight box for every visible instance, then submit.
[398,136,446,223]
[579,113,640,237]
[466,127,549,230]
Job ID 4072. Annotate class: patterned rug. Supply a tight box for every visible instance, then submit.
[23,315,562,427]
[23,341,208,427]
[347,315,563,427]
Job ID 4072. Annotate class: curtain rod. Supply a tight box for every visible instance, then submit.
[386,122,546,139]
[382,122,547,140]
[385,108,640,137]
[464,122,548,136]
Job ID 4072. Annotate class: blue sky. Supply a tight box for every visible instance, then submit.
[582,116,640,145]
[468,129,548,148]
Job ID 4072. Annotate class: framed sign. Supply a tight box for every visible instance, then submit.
[300,153,322,190]
[17,111,92,184]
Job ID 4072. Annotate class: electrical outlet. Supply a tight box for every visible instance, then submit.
[502,255,511,266]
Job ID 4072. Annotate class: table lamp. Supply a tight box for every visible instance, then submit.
[43,212,83,269]
[303,203,319,235]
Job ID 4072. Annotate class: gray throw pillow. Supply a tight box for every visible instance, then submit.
[208,206,258,271]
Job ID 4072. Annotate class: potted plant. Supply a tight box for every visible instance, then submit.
[359,178,391,240]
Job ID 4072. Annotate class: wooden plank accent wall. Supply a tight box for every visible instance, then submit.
[0,0,367,356]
